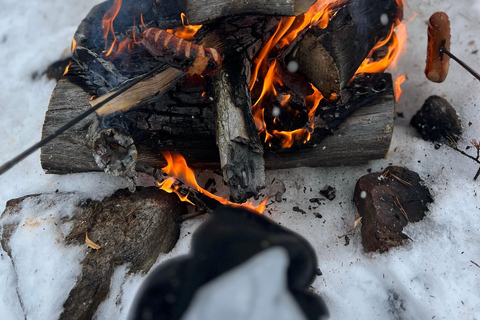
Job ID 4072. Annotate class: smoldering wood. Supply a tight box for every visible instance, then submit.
[213,68,265,202]
[201,16,281,202]
[41,73,394,175]
[178,0,316,25]
[284,0,400,98]
[264,72,395,168]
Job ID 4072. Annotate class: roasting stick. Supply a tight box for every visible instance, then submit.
[439,46,480,81]
[0,63,168,176]
[426,11,480,83]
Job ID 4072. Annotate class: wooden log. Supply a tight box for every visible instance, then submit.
[201,16,281,202]
[284,0,400,98]
[41,73,394,174]
[176,0,316,25]
[265,73,395,168]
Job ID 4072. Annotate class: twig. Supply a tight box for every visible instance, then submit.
[394,197,409,221]
[470,260,480,269]
[390,173,412,187]
[447,136,480,181]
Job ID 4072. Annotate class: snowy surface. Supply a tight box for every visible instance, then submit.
[0,0,479,319]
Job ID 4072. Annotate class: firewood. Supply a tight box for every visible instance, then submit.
[284,0,400,98]
[0,188,186,320]
[201,16,281,202]
[41,73,394,174]
[158,0,317,26]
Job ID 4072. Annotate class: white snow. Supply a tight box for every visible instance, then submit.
[0,0,479,319]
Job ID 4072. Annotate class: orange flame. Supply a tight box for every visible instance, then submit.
[160,152,268,214]
[71,38,77,53]
[62,38,77,76]
[166,13,202,41]
[62,62,72,76]
[394,74,406,101]
[102,0,123,56]
[356,4,415,75]
[249,0,346,148]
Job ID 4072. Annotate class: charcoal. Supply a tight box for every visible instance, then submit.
[353,166,433,253]
[410,95,462,143]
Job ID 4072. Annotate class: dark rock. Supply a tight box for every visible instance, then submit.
[410,95,462,143]
[131,206,329,320]
[353,166,434,253]
[320,185,336,201]
[313,212,323,219]
[293,206,307,215]
[0,188,185,320]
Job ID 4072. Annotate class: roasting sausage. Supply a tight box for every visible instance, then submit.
[142,28,222,76]
[425,12,451,83]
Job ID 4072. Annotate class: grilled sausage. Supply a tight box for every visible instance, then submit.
[142,28,222,76]
[425,12,451,83]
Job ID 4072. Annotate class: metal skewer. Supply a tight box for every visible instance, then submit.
[0,63,167,176]
[440,45,480,81]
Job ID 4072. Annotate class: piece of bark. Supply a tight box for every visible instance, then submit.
[0,188,185,320]
[353,166,434,253]
[284,0,400,97]
[41,73,394,174]
[201,16,280,202]
[158,0,316,26]
[410,95,462,143]
[213,68,265,202]
[61,187,185,320]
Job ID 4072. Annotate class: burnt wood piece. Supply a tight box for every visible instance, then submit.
[0,188,185,320]
[264,73,395,168]
[159,0,316,26]
[284,0,400,98]
[214,68,266,203]
[410,95,462,143]
[41,73,394,174]
[353,166,433,253]
[201,16,281,202]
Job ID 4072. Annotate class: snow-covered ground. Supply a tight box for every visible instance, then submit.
[0,0,479,319]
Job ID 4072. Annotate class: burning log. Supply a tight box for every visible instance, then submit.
[39,0,396,202]
[284,0,400,97]
[41,73,394,175]
[158,0,317,26]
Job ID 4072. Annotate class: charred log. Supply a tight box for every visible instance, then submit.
[41,73,394,175]
[284,0,400,98]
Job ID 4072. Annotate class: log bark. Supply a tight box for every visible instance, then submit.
[284,0,400,98]
[201,16,281,202]
[177,0,316,25]
[41,73,394,174]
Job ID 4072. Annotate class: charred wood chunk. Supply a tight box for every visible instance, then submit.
[353,166,434,253]
[410,95,462,143]
[285,0,400,97]
[131,206,328,320]
[0,188,185,320]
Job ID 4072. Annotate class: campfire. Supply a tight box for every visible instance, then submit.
[42,0,407,210]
